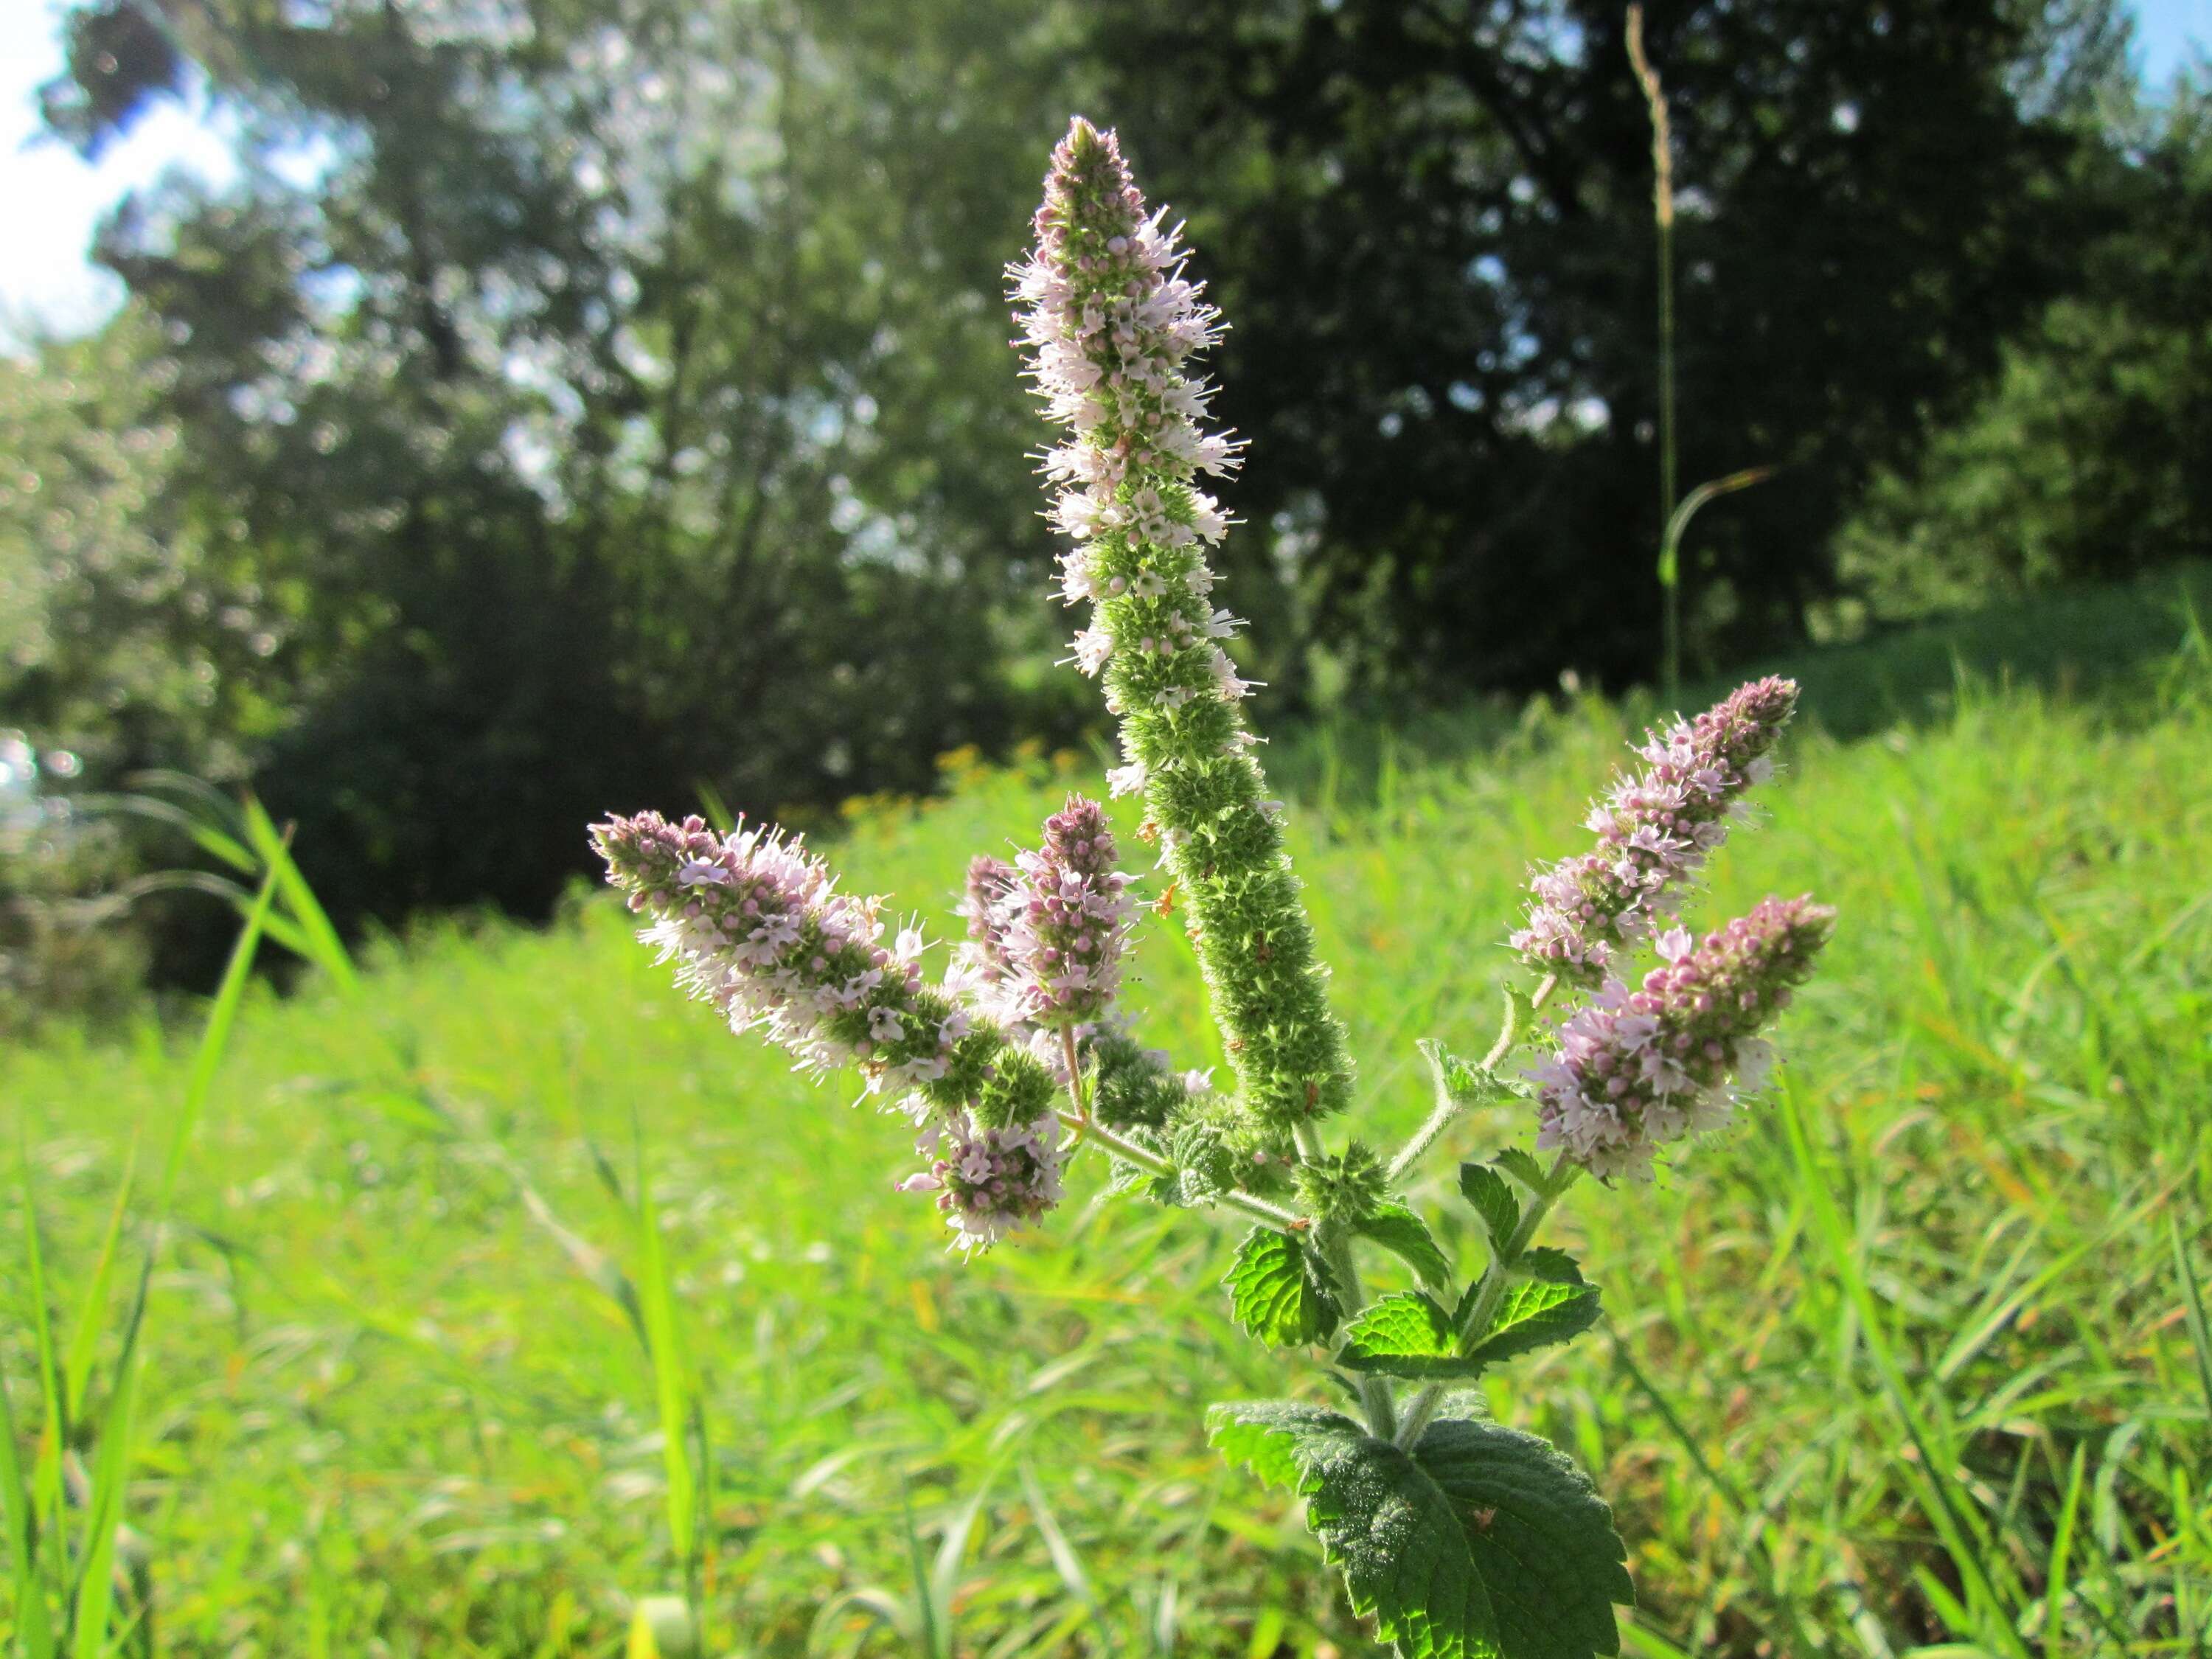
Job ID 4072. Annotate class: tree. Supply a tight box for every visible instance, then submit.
[37,0,1089,933]
[1083,0,2104,697]
[1838,66,2211,612]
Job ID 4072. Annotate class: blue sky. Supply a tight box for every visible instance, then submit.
[2,0,2206,346]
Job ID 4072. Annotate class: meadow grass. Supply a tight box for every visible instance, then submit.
[5,608,2211,1656]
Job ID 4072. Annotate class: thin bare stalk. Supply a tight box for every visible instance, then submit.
[1386,973,1557,1183]
[1052,1106,1304,1234]
[1627,4,1680,696]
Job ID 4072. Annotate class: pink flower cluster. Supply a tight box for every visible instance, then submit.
[994,795,1133,1027]
[593,811,962,1099]
[1528,896,1836,1180]
[1514,677,1799,987]
[1011,118,1250,790]
[897,1117,1068,1254]
[956,853,1018,988]
[955,831,1203,1138]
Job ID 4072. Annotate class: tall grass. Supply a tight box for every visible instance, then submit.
[6,841,286,1655]
[5,622,2210,1655]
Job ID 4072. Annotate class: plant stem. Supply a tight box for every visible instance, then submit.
[1293,1121,1399,1440]
[1627,4,1680,698]
[1051,1107,1304,1233]
[1385,974,1557,1184]
[1392,1153,1579,1451]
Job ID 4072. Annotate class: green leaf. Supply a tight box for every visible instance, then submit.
[1422,1041,1494,1105]
[1354,1202,1455,1291]
[1519,1247,1586,1285]
[1208,1403,1500,1658]
[1412,1418,1633,1658]
[1464,1277,1601,1366]
[1225,1228,1341,1347]
[1457,1164,1522,1259]
[1493,1148,1554,1197]
[1338,1292,1484,1380]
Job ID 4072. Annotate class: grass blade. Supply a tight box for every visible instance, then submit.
[1779,1079,2030,1656]
[240,795,359,992]
[68,1256,151,1659]
[15,1138,69,1573]
[2171,1214,2212,1425]
[631,1130,698,1589]
[927,1471,995,1659]
[2044,1441,2087,1647]
[154,853,282,1217]
[0,1346,58,1659]
[899,1490,940,1659]
[60,1139,140,1422]
[1019,1460,1094,1611]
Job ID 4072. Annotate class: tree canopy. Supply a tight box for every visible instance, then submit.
[4,0,2204,997]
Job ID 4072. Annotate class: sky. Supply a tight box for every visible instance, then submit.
[1,0,2207,345]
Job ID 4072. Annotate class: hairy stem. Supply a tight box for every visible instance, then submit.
[1386,975,1556,1184]
[1393,1152,1579,1450]
[1294,1121,1399,1440]
[1056,1107,1304,1233]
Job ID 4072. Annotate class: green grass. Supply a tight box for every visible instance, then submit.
[5,615,2211,1656]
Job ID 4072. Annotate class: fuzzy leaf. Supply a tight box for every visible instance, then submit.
[1518,1247,1585,1285]
[1413,1418,1633,1658]
[1208,1402,1501,1658]
[1427,1043,1495,1104]
[1457,1164,1522,1258]
[1226,1228,1341,1347]
[1338,1291,1485,1380]
[1354,1202,1455,1291]
[1464,1276,1601,1365]
[1493,1148,1554,1196]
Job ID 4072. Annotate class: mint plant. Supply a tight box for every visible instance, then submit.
[591,118,1836,1659]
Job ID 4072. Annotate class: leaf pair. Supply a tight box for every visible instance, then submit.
[1337,1252,1599,1380]
[1460,1149,1558,1262]
[1208,1402,1632,1658]
[1228,1204,1464,1352]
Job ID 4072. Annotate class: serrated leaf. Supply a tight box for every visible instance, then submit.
[1413,1418,1632,1658]
[1209,1403,1500,1658]
[1457,1164,1522,1258]
[1225,1228,1341,1347]
[1493,1148,1553,1195]
[1464,1276,1601,1366]
[1338,1292,1484,1380]
[1354,1202,1455,1290]
[1436,1048,1493,1102]
[1517,1247,1585,1285]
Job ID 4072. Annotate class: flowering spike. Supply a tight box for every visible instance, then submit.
[592,811,1053,1130]
[1514,676,1799,987]
[998,794,1133,1029]
[957,854,1017,982]
[1012,116,1353,1128]
[1528,894,1836,1180]
[897,1116,1067,1253]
